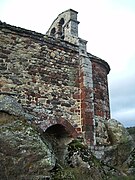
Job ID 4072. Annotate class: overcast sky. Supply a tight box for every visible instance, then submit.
[0,0,135,127]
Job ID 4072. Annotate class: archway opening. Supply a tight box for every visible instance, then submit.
[45,124,68,139]
[59,18,65,25]
[44,124,73,165]
[50,27,56,37]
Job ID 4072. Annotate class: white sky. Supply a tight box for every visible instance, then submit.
[0,0,135,127]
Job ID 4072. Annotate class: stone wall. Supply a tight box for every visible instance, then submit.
[0,9,111,145]
[91,57,110,120]
[0,22,81,137]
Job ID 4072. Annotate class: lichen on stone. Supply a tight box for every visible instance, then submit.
[0,112,55,179]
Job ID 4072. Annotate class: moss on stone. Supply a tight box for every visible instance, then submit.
[52,166,93,180]
[0,112,55,179]
[68,139,86,151]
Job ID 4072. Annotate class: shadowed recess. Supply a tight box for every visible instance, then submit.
[45,124,68,138]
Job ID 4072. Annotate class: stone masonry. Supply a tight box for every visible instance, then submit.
[0,9,110,145]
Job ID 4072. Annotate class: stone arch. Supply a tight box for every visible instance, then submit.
[50,27,56,37]
[45,124,68,138]
[42,119,78,165]
[59,18,65,25]
[39,118,78,138]
[57,18,65,39]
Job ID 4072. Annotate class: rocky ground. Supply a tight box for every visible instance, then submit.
[0,94,135,180]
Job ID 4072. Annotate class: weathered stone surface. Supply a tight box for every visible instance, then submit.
[123,127,135,175]
[127,126,135,142]
[0,110,134,179]
[60,138,127,180]
[94,116,110,146]
[0,23,81,139]
[106,119,133,144]
[0,10,111,144]
[0,112,55,180]
[0,94,24,116]
[102,119,134,167]
[0,94,35,121]
[90,118,135,176]
[0,10,134,179]
[91,58,110,121]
